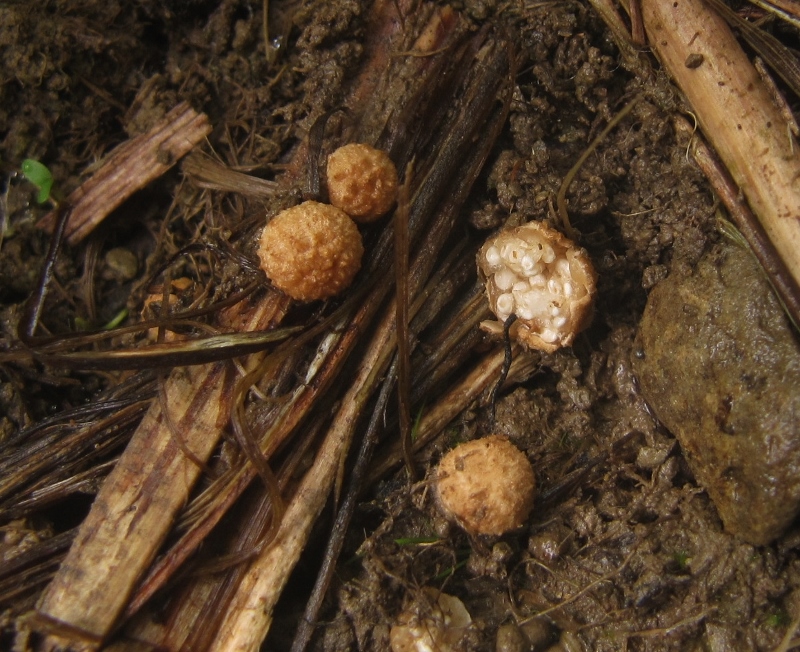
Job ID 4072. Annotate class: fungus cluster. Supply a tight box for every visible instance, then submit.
[435,435,536,536]
[257,144,398,301]
[477,221,596,352]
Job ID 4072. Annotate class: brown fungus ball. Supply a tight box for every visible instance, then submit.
[477,221,597,353]
[326,143,398,222]
[258,200,363,301]
[435,435,536,536]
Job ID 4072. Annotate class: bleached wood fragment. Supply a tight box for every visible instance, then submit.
[643,0,800,290]
[33,297,288,647]
[209,303,395,652]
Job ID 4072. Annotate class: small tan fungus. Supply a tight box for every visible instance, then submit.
[435,435,536,536]
[326,143,398,222]
[258,200,363,301]
[477,221,597,353]
[390,587,472,652]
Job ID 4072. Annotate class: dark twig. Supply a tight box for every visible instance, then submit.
[396,162,416,480]
[289,369,394,652]
[489,313,517,430]
[18,203,72,345]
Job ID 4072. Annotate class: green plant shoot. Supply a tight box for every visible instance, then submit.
[21,159,54,203]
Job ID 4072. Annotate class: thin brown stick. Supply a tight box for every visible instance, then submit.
[519,546,639,622]
[556,95,641,238]
[624,608,715,638]
[586,0,647,74]
[288,372,395,652]
[182,152,278,197]
[395,163,416,480]
[629,0,647,45]
[229,357,286,519]
[673,115,800,329]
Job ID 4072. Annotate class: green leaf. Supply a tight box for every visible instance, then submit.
[21,159,54,203]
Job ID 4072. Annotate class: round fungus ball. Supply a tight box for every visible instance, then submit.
[435,435,536,536]
[477,221,597,353]
[326,143,398,222]
[258,200,363,301]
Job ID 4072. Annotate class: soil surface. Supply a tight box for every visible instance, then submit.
[2,1,800,651]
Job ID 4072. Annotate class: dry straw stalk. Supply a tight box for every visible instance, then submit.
[643,0,800,291]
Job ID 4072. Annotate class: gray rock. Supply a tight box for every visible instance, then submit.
[633,242,800,545]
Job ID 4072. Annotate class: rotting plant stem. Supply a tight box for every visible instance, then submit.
[643,0,800,294]
[674,115,800,329]
[395,164,416,480]
[37,103,211,245]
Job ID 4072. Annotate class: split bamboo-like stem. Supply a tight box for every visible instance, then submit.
[38,102,211,245]
[33,295,289,647]
[643,0,800,293]
[209,295,399,652]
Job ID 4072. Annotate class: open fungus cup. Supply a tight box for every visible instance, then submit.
[477,221,597,353]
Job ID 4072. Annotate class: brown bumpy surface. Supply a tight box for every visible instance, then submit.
[435,435,536,536]
[258,201,364,301]
[326,143,398,222]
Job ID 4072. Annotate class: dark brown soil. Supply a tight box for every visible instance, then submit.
[2,1,800,651]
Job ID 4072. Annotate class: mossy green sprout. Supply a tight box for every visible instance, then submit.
[671,550,690,571]
[393,536,442,546]
[766,609,790,628]
[410,404,425,442]
[434,557,468,581]
[74,308,129,332]
[21,159,55,204]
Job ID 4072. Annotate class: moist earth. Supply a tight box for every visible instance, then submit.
[1,1,799,651]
